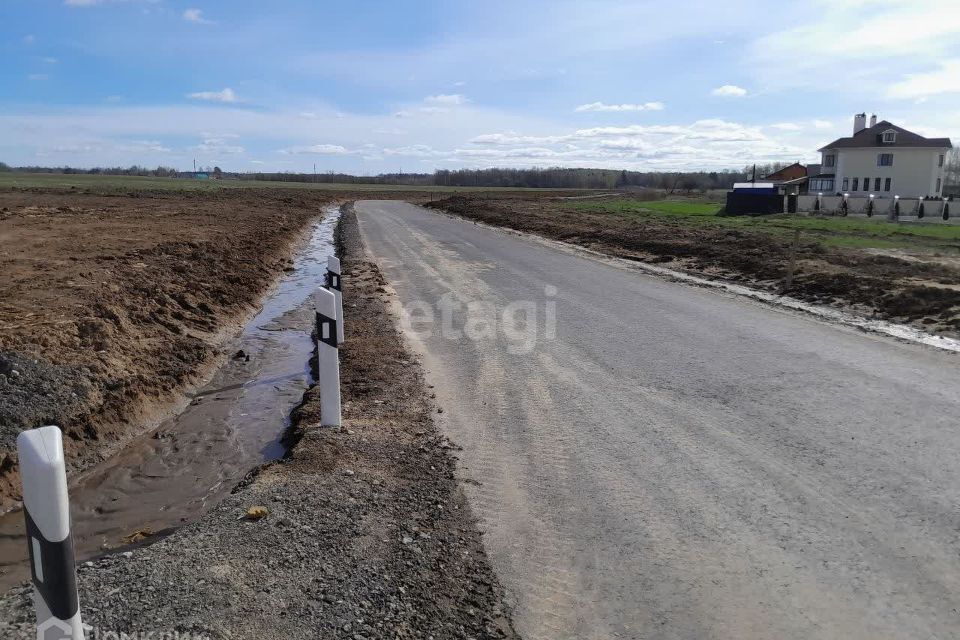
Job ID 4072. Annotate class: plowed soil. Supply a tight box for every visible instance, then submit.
[427,194,960,337]
[0,188,335,509]
[0,203,519,640]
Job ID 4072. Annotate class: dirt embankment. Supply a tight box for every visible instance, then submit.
[0,204,518,640]
[427,195,960,336]
[0,188,336,509]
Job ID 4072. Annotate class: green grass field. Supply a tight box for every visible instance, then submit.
[0,172,571,194]
[563,197,960,251]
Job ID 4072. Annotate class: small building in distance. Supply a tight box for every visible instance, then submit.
[178,171,210,180]
[764,162,808,182]
[761,162,817,195]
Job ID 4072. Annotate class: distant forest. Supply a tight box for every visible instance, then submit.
[3,153,959,193]
[0,162,748,191]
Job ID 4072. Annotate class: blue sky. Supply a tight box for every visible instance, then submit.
[2,0,959,173]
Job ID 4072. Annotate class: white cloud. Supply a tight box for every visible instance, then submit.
[280,144,351,155]
[748,0,960,93]
[183,8,213,24]
[812,119,833,129]
[711,84,747,97]
[394,94,470,118]
[23,35,35,44]
[574,101,664,112]
[770,122,801,131]
[42,57,58,64]
[470,132,564,145]
[0,102,839,173]
[383,144,444,157]
[129,140,171,153]
[424,94,468,105]
[887,60,960,99]
[196,135,244,154]
[756,1,960,62]
[27,74,49,81]
[187,88,238,103]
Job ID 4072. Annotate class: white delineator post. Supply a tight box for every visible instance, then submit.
[313,287,342,427]
[326,255,345,345]
[17,426,84,640]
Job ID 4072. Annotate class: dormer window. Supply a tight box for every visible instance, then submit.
[882,129,897,144]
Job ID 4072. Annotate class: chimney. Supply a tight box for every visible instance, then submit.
[853,113,867,135]
[869,114,877,128]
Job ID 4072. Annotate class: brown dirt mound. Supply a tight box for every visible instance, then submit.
[427,195,960,336]
[0,188,333,509]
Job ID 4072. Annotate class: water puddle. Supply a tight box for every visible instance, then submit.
[0,205,340,592]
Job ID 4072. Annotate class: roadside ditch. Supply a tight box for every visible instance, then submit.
[0,203,518,640]
[0,206,341,592]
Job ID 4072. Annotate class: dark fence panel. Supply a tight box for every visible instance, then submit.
[725,192,784,216]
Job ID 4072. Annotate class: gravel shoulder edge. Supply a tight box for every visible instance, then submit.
[0,202,519,640]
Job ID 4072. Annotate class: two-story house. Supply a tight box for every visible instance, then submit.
[813,113,951,198]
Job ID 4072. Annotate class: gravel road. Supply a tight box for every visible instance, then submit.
[355,200,960,640]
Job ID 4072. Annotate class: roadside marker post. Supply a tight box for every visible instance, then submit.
[313,287,342,427]
[17,426,84,640]
[326,255,345,345]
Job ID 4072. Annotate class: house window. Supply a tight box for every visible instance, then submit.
[863,177,870,192]
[882,130,897,143]
[884,178,891,191]
[810,178,834,192]
[937,178,942,193]
[878,153,893,166]
[939,154,945,167]
[824,154,836,168]
[852,178,859,191]
[842,178,849,191]
[874,177,881,191]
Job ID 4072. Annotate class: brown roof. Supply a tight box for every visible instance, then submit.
[763,162,807,181]
[819,121,951,151]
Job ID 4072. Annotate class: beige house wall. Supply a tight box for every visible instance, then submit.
[822,147,948,198]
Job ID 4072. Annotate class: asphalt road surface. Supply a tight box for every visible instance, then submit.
[354,201,960,640]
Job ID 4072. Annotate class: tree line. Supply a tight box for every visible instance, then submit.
[3,159,959,193]
[0,163,181,177]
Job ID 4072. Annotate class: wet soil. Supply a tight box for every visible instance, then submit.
[0,209,341,591]
[427,194,960,337]
[0,204,519,640]
[0,188,341,509]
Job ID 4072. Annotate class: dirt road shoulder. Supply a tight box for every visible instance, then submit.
[0,203,518,640]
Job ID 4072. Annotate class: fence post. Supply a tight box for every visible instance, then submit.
[313,287,341,427]
[17,426,84,640]
[781,229,802,294]
[326,255,345,345]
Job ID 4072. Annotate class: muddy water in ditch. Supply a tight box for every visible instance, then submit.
[0,206,339,593]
